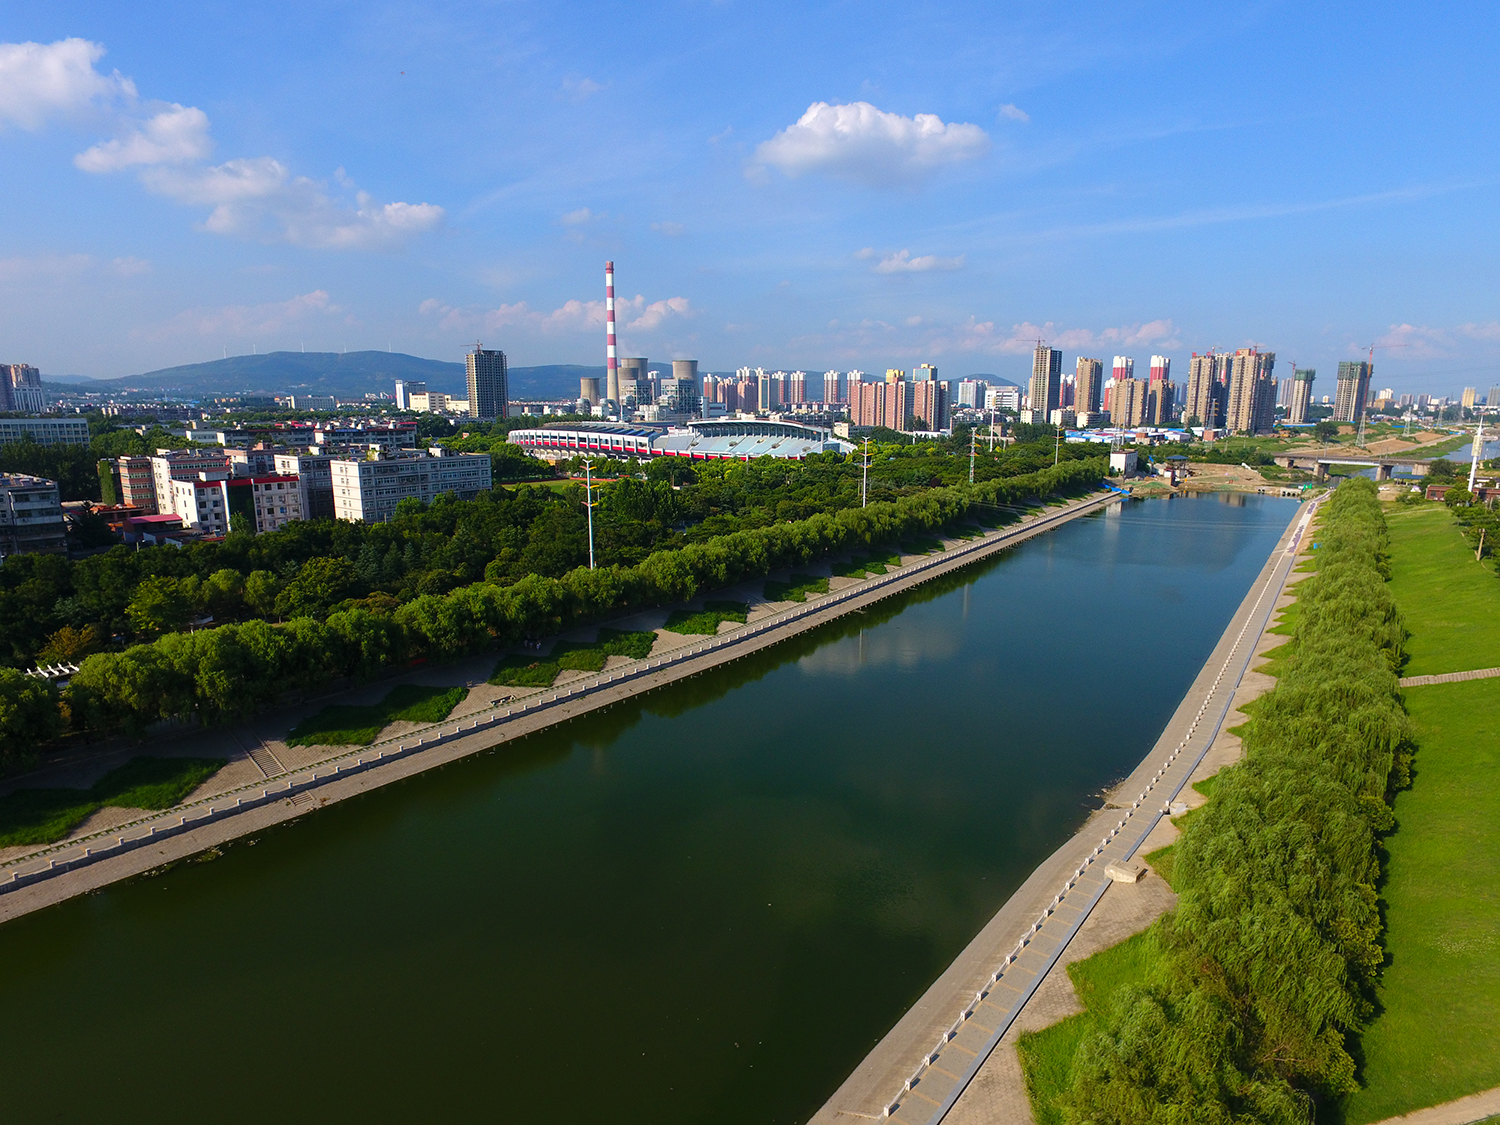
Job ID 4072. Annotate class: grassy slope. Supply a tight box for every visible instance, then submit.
[1386,504,1500,675]
[0,756,225,847]
[1343,509,1500,1122]
[287,683,469,746]
[1015,931,1157,1125]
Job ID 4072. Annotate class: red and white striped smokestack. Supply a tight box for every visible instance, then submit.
[605,261,619,404]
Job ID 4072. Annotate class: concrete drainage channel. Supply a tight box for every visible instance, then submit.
[0,492,1120,901]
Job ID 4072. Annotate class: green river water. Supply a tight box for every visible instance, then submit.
[0,492,1298,1123]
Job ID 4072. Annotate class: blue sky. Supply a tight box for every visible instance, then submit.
[2,1,1499,396]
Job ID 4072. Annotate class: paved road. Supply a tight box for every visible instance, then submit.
[1399,666,1500,687]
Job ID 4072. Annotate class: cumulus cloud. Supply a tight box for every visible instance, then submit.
[0,38,134,130]
[998,103,1030,123]
[421,293,693,336]
[74,104,211,171]
[867,248,965,274]
[752,101,988,185]
[135,290,340,341]
[2,37,442,250]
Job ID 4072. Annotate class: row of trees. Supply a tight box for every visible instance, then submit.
[1061,477,1410,1123]
[0,436,1095,670]
[0,458,1101,767]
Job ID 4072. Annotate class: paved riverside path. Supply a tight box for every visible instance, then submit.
[1399,666,1500,687]
[0,490,1120,924]
[809,494,1320,1125]
[1367,1086,1500,1125]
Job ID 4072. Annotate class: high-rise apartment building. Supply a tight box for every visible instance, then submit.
[1288,369,1316,425]
[1185,352,1224,427]
[910,378,949,431]
[1029,345,1062,417]
[1149,356,1170,385]
[822,371,843,404]
[1110,377,1144,426]
[1074,358,1103,415]
[1227,349,1276,434]
[1333,360,1371,424]
[957,379,985,408]
[466,347,508,420]
[1112,356,1135,390]
[1488,385,1500,410]
[1462,387,1479,410]
[788,371,807,404]
[1148,380,1176,425]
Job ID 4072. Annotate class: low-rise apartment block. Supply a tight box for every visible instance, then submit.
[330,449,493,523]
[0,474,67,555]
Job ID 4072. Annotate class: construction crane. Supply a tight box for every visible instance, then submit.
[1356,341,1407,449]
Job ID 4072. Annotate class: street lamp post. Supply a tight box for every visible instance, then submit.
[583,458,596,570]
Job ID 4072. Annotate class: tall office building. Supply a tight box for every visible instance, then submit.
[957,379,985,408]
[0,364,43,413]
[1029,344,1062,417]
[394,380,426,411]
[1333,360,1371,423]
[1287,369,1316,424]
[1074,358,1103,415]
[466,346,508,420]
[913,363,938,383]
[1227,348,1276,434]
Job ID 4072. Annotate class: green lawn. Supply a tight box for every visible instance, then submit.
[287,683,469,746]
[663,600,749,636]
[0,756,226,847]
[1386,504,1500,676]
[489,629,658,687]
[1016,929,1158,1125]
[831,549,901,578]
[763,573,830,602]
[1342,678,1500,1123]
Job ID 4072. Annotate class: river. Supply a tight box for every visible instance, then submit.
[0,492,1298,1124]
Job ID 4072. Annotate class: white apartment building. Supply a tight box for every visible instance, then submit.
[231,474,304,532]
[330,449,493,523]
[165,476,231,536]
[986,385,1021,412]
[0,417,91,447]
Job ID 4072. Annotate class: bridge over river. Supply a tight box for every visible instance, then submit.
[1273,451,1437,480]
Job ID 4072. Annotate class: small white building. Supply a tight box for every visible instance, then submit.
[1109,450,1139,476]
[0,474,65,555]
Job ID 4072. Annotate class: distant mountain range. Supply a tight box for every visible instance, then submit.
[44,350,1021,400]
[45,351,608,401]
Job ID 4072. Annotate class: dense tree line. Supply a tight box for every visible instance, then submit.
[0,457,1104,767]
[0,437,1092,672]
[1060,477,1409,1123]
[1,420,193,502]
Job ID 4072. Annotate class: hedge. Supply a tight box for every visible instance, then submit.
[1059,477,1408,1123]
[52,458,1103,742]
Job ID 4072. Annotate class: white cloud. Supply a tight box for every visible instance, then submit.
[0,38,134,130]
[75,104,212,171]
[752,101,988,185]
[911,317,1181,358]
[562,77,604,102]
[559,207,596,226]
[870,249,965,274]
[422,293,693,336]
[998,103,1030,123]
[136,290,339,341]
[139,157,443,249]
[1,36,441,250]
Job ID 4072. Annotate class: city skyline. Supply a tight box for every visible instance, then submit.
[2,3,1499,398]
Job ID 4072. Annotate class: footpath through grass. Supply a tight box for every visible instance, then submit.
[287,683,469,746]
[0,756,226,847]
[489,629,657,688]
[1386,503,1500,675]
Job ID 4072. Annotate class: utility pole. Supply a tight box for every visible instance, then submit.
[987,400,997,452]
[1054,423,1062,467]
[583,459,596,569]
[861,438,870,508]
[1469,419,1486,493]
[969,426,976,484]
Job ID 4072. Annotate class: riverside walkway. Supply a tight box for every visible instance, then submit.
[0,489,1121,923]
[810,493,1321,1125]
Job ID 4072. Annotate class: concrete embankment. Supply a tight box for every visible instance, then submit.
[810,493,1319,1125]
[0,489,1119,924]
